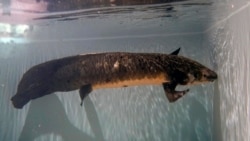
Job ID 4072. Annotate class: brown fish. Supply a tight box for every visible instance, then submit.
[11,48,217,109]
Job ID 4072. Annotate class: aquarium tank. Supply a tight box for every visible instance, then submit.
[0,0,249,141]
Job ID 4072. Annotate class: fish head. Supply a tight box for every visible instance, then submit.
[11,66,54,109]
[170,56,217,86]
[185,67,218,85]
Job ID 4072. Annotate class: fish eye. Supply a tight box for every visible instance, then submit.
[203,74,207,78]
[194,73,201,78]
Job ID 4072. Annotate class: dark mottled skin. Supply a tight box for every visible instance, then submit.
[11,51,217,109]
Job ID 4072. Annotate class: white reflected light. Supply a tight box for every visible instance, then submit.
[15,25,30,35]
[0,23,12,34]
[0,23,31,43]
[0,37,29,44]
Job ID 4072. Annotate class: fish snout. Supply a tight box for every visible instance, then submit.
[202,68,218,82]
[206,70,218,81]
[11,94,30,109]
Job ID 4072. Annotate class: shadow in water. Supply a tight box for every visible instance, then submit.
[184,97,209,141]
[169,96,210,141]
[212,81,222,141]
[19,94,104,141]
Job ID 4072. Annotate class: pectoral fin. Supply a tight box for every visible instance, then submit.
[162,82,189,102]
[79,84,93,106]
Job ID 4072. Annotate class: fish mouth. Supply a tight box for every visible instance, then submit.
[207,72,218,81]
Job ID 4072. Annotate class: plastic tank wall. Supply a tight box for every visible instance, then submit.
[205,0,250,141]
[0,0,249,141]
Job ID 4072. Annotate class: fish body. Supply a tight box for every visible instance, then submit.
[11,49,217,109]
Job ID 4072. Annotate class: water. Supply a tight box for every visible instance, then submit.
[0,0,249,141]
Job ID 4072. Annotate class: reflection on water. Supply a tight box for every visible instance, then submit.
[0,0,192,13]
[35,4,178,21]
[42,0,187,12]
